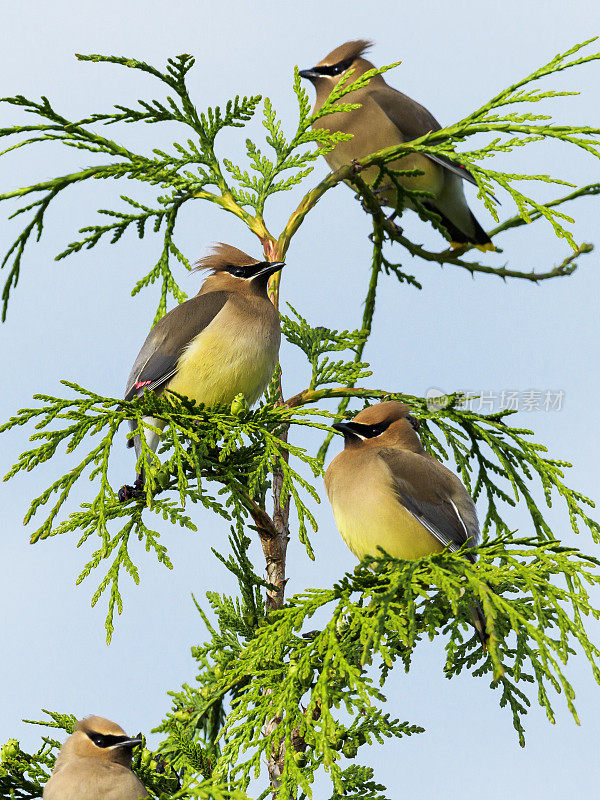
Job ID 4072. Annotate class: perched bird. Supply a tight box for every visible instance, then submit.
[43,716,146,800]
[299,40,494,251]
[120,244,284,498]
[324,401,487,645]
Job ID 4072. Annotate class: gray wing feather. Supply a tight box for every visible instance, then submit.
[423,152,478,186]
[368,86,441,139]
[378,449,479,560]
[125,291,230,400]
[368,87,479,186]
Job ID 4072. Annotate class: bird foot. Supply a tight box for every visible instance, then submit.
[117,474,145,503]
[118,485,136,502]
[385,211,404,235]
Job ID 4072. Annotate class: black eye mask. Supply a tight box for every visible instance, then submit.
[226,263,265,279]
[225,261,284,280]
[311,58,354,77]
[333,420,392,440]
[87,732,131,748]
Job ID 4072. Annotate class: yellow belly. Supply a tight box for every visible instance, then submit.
[326,150,444,210]
[166,325,277,408]
[326,457,442,561]
[318,103,445,209]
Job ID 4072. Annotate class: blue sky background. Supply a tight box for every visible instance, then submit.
[1,1,600,797]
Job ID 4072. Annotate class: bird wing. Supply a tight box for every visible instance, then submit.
[378,448,479,560]
[368,87,478,186]
[125,291,230,400]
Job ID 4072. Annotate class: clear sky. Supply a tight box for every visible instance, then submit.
[1,1,600,798]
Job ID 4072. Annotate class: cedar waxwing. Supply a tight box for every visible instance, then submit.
[43,716,147,800]
[324,401,488,645]
[120,244,284,498]
[299,40,494,251]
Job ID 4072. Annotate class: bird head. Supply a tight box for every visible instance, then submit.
[299,40,376,95]
[195,243,284,295]
[332,400,423,452]
[59,716,142,768]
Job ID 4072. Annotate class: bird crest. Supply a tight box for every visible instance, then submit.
[318,39,373,67]
[76,716,127,737]
[195,243,259,274]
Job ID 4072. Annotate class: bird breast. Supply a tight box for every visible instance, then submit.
[167,296,280,408]
[325,452,443,561]
[43,760,146,800]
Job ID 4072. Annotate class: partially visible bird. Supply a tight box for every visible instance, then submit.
[299,40,494,251]
[324,400,488,645]
[43,716,146,800]
[120,244,284,499]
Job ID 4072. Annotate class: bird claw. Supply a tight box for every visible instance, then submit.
[117,474,145,503]
[385,210,404,235]
[118,485,134,502]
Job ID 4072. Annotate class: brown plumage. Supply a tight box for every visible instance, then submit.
[43,716,146,800]
[119,244,284,500]
[299,41,494,251]
[316,39,373,65]
[324,401,488,645]
[195,242,260,274]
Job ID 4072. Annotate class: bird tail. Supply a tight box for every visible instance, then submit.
[425,201,495,252]
[469,600,489,649]
[463,211,495,252]
[449,210,495,252]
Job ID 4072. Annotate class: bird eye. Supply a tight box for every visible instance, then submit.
[314,58,353,77]
[87,733,130,748]
[331,58,353,75]
[365,421,391,437]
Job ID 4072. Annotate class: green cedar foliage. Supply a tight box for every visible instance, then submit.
[1,39,600,799]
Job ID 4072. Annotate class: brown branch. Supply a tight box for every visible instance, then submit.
[237,488,278,540]
[258,241,293,794]
[350,173,594,282]
[263,239,291,614]
[387,227,593,282]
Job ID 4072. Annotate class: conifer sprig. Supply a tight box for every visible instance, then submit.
[0,54,262,320]
[157,536,599,799]
[1,39,600,800]
[281,304,371,390]
[1,383,328,638]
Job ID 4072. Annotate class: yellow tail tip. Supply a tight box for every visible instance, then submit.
[450,241,496,253]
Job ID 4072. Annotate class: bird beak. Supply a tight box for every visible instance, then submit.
[253,261,285,279]
[332,422,362,439]
[299,68,319,80]
[112,735,143,750]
